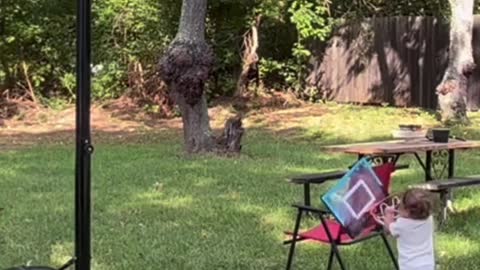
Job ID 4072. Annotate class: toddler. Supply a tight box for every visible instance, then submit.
[385,188,435,270]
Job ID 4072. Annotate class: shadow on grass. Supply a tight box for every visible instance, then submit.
[95,197,286,269]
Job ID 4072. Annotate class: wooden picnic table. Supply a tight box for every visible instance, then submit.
[324,138,480,180]
[325,138,480,222]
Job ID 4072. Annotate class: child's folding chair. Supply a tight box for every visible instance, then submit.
[284,163,399,270]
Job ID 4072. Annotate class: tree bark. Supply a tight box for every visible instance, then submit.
[171,89,214,153]
[158,0,215,153]
[159,0,244,154]
[217,115,244,153]
[436,0,475,124]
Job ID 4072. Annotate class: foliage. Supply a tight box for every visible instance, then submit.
[259,58,304,92]
[0,0,76,99]
[0,0,178,103]
[288,0,332,95]
[206,0,257,97]
[256,0,333,99]
[0,0,473,110]
[92,0,179,99]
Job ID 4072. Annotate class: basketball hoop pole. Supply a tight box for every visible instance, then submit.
[75,0,93,269]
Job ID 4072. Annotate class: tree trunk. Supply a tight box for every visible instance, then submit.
[216,115,244,153]
[159,0,244,154]
[171,89,214,153]
[236,16,261,96]
[158,0,215,153]
[436,0,475,124]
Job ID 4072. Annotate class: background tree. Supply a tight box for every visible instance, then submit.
[436,0,476,123]
[158,0,243,153]
[236,15,261,96]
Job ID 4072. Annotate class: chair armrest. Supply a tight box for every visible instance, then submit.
[289,164,409,185]
[291,203,330,215]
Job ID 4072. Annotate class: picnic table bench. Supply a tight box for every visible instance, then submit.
[410,176,480,222]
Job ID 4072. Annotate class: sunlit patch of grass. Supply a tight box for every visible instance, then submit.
[437,234,479,259]
[436,234,480,269]
[49,242,73,266]
[305,104,438,144]
[134,193,194,208]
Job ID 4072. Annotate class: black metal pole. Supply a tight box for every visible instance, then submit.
[76,0,93,269]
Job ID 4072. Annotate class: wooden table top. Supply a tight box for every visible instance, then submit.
[324,138,480,155]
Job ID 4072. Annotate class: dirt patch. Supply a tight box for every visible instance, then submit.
[245,104,328,136]
[212,91,304,112]
[0,93,326,149]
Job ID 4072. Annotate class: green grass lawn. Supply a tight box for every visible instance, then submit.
[1,104,480,269]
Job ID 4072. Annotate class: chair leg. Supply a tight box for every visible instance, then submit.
[332,244,347,270]
[286,209,303,270]
[327,248,335,270]
[381,233,399,270]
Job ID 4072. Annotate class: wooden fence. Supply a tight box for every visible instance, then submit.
[308,16,480,110]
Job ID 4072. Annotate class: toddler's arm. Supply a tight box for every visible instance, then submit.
[383,207,396,235]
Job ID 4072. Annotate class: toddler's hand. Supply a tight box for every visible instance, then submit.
[384,206,396,219]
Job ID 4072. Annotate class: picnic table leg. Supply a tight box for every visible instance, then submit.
[447,150,455,214]
[425,151,433,181]
[433,150,455,224]
[448,150,455,178]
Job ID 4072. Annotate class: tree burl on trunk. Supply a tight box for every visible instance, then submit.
[159,40,214,106]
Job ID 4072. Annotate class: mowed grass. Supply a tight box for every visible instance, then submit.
[1,104,480,269]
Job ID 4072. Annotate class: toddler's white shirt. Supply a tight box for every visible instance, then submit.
[389,216,435,270]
